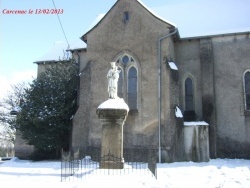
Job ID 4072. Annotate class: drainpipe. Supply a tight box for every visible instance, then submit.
[157,28,178,163]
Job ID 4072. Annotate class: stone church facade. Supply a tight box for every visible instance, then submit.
[68,0,250,162]
[16,0,250,162]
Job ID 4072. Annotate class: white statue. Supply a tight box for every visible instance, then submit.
[107,62,120,99]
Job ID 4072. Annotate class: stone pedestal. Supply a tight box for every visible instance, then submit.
[184,121,210,162]
[96,98,129,169]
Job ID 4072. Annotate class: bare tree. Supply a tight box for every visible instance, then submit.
[0,82,27,144]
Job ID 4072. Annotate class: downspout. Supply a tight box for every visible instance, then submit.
[157,28,178,163]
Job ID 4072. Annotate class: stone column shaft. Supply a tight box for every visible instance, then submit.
[96,99,129,169]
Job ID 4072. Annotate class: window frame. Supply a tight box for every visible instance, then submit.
[183,75,196,121]
[243,70,250,113]
[127,66,138,110]
[117,67,124,98]
[114,52,140,112]
[183,76,196,111]
[184,77,194,111]
[123,11,129,23]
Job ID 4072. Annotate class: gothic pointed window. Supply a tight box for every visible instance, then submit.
[128,67,137,109]
[184,77,196,121]
[118,67,123,98]
[185,77,194,111]
[115,53,139,112]
[244,71,250,111]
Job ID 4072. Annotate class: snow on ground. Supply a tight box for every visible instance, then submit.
[1,157,250,188]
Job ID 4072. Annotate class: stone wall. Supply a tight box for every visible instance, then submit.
[71,61,92,151]
[200,38,217,158]
[82,0,172,147]
[72,0,183,161]
[177,33,250,159]
[176,39,203,120]
[212,33,250,158]
[27,1,250,161]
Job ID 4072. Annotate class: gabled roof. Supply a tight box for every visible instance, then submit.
[34,39,86,64]
[81,0,177,42]
[137,0,176,27]
[68,39,87,51]
[34,41,69,64]
[152,0,250,38]
[81,0,250,40]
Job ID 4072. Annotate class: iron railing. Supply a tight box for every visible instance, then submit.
[61,147,157,182]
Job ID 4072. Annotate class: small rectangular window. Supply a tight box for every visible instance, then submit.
[123,11,129,23]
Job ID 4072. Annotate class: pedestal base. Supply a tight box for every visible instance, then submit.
[96,98,129,169]
[100,160,124,169]
[184,121,210,162]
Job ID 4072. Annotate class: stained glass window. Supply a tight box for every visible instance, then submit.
[128,67,137,109]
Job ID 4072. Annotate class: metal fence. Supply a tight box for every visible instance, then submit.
[61,149,80,181]
[61,147,157,182]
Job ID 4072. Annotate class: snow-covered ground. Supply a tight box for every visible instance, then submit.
[1,157,250,188]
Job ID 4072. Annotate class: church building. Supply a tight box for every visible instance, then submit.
[17,0,250,162]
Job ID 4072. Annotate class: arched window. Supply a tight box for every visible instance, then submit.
[115,53,139,111]
[184,77,196,121]
[128,67,137,109]
[185,77,194,111]
[244,71,250,110]
[118,68,123,98]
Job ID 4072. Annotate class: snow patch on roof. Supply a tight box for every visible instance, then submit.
[69,39,87,50]
[81,0,250,39]
[35,41,70,63]
[153,0,250,38]
[35,39,86,62]
[81,14,106,38]
[89,14,106,32]
[82,1,176,38]
[137,0,176,27]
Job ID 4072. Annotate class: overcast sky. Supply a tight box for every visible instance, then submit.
[0,0,249,99]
